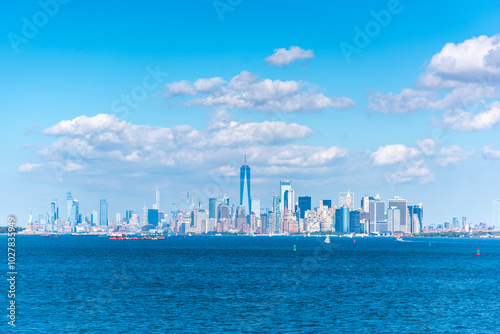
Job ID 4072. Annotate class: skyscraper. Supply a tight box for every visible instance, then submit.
[298,196,311,219]
[148,209,159,227]
[339,191,355,211]
[240,154,251,217]
[388,197,408,233]
[321,200,332,209]
[413,203,423,233]
[369,199,385,233]
[340,206,350,232]
[251,197,261,217]
[209,198,217,219]
[71,199,79,224]
[273,194,280,233]
[387,207,401,232]
[280,181,292,213]
[361,195,370,212]
[66,191,73,221]
[99,199,108,226]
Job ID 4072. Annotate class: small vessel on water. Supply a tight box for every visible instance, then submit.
[43,234,57,237]
[324,235,330,244]
[396,236,403,242]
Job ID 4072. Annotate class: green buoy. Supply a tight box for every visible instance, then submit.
[293,244,296,251]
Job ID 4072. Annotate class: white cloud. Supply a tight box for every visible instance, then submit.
[386,160,435,184]
[418,34,500,87]
[41,114,315,166]
[417,138,437,157]
[368,34,500,133]
[18,163,43,173]
[442,101,500,131]
[368,89,437,114]
[436,145,475,166]
[482,145,500,159]
[371,144,420,166]
[162,71,355,113]
[368,84,500,115]
[265,46,314,67]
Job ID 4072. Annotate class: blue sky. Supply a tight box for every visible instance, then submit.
[2,0,500,227]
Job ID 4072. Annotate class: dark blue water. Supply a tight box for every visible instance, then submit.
[2,236,500,333]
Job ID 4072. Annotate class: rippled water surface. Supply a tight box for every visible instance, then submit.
[2,236,500,333]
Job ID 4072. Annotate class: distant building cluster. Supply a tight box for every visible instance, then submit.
[23,159,500,235]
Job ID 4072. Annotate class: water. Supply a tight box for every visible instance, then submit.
[2,236,500,333]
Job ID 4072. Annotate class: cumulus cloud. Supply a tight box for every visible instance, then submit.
[368,89,437,114]
[371,144,420,166]
[18,163,43,173]
[442,101,500,131]
[386,160,435,184]
[368,34,500,132]
[371,140,473,183]
[482,145,500,159]
[436,145,475,166]
[418,34,500,88]
[162,71,355,113]
[40,113,315,167]
[265,46,314,67]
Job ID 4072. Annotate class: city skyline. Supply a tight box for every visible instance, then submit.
[21,153,499,234]
[2,1,500,226]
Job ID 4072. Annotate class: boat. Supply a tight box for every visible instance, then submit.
[324,235,330,244]
[396,236,403,242]
[43,234,57,237]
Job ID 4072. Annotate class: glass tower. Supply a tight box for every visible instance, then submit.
[240,155,251,217]
[66,191,73,221]
[99,199,108,226]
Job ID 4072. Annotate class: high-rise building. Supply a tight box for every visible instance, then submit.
[321,199,332,209]
[361,195,370,213]
[369,199,385,233]
[235,205,247,229]
[70,199,79,224]
[148,209,159,227]
[116,213,121,223]
[209,198,217,219]
[387,207,401,232]
[349,210,361,233]
[413,204,423,233]
[251,197,261,218]
[494,200,500,230]
[280,181,292,213]
[339,191,355,211]
[273,194,281,233]
[240,155,251,217]
[298,196,311,219]
[388,197,408,233]
[50,199,57,225]
[452,217,459,229]
[99,199,108,226]
[66,191,73,221]
[340,206,350,233]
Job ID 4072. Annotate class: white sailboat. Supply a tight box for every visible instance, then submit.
[324,235,330,243]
